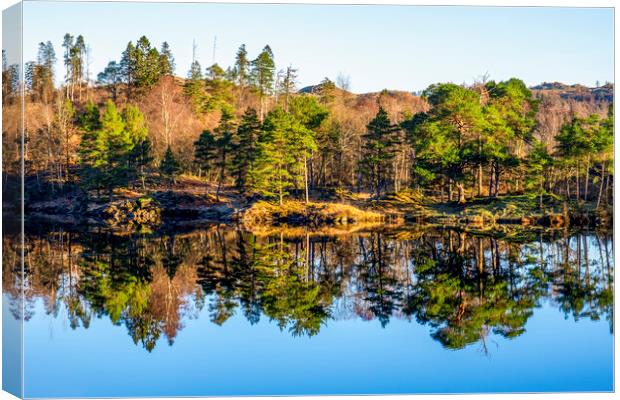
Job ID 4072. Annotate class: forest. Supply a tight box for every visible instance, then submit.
[2,33,615,229]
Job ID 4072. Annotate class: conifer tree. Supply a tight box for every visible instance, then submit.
[233,44,250,89]
[214,111,236,199]
[78,100,101,132]
[288,96,327,202]
[205,63,235,114]
[159,42,175,76]
[416,83,484,202]
[194,129,217,179]
[250,108,313,204]
[78,100,135,198]
[278,65,298,112]
[134,36,162,89]
[232,108,261,194]
[250,45,275,121]
[120,42,136,99]
[251,108,295,205]
[160,146,180,188]
[184,60,205,112]
[103,100,133,194]
[360,107,398,199]
[123,105,151,189]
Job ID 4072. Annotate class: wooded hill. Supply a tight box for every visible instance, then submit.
[2,35,614,214]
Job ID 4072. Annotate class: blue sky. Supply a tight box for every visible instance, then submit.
[18,2,615,93]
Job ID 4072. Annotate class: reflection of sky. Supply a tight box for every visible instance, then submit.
[21,296,612,397]
[19,2,614,92]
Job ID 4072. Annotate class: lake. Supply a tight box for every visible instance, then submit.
[3,221,614,397]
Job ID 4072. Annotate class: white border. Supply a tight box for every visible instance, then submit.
[0,1,616,400]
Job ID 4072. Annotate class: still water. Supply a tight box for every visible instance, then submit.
[3,223,614,397]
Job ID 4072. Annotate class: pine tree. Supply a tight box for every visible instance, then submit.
[416,83,484,202]
[194,129,217,179]
[62,33,74,97]
[525,141,553,209]
[102,100,133,194]
[184,60,205,113]
[250,45,275,121]
[78,100,101,132]
[78,127,108,195]
[69,35,86,99]
[78,102,107,195]
[251,108,299,205]
[213,111,236,199]
[360,107,398,199]
[233,44,250,89]
[160,146,180,188]
[159,42,175,76]
[123,105,151,189]
[278,65,298,112]
[205,63,234,114]
[78,100,135,198]
[232,108,261,194]
[120,42,136,99]
[288,96,327,202]
[134,36,162,89]
[246,106,318,203]
[30,41,56,103]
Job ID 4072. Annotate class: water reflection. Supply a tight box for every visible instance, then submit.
[3,224,613,352]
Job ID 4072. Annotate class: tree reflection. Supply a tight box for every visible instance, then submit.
[4,223,613,351]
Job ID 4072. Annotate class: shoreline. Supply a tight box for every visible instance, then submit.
[16,190,613,235]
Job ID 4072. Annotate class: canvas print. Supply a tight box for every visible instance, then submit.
[1,1,615,398]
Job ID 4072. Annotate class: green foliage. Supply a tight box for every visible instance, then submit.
[159,41,175,76]
[194,129,217,177]
[250,107,314,204]
[232,108,262,193]
[288,95,329,130]
[525,141,552,200]
[78,101,152,194]
[232,44,250,88]
[124,105,152,186]
[204,63,235,114]
[159,146,181,186]
[213,112,236,196]
[184,60,205,113]
[360,107,399,198]
[118,35,170,94]
[250,45,275,98]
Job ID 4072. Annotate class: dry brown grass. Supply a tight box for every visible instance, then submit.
[241,200,384,229]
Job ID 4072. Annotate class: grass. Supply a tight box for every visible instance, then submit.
[241,200,384,230]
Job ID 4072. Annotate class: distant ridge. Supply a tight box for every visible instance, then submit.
[530,81,613,103]
[299,81,614,103]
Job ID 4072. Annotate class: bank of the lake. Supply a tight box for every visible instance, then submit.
[20,182,612,234]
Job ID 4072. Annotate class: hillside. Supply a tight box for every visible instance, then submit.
[531,81,614,103]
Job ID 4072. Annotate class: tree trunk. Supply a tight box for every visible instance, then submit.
[216,153,226,200]
[488,164,494,198]
[494,162,500,197]
[575,164,580,201]
[304,155,309,204]
[539,180,544,210]
[477,164,483,197]
[596,162,605,209]
[584,157,590,201]
[456,182,466,204]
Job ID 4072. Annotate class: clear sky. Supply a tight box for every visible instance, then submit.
[17,2,615,93]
